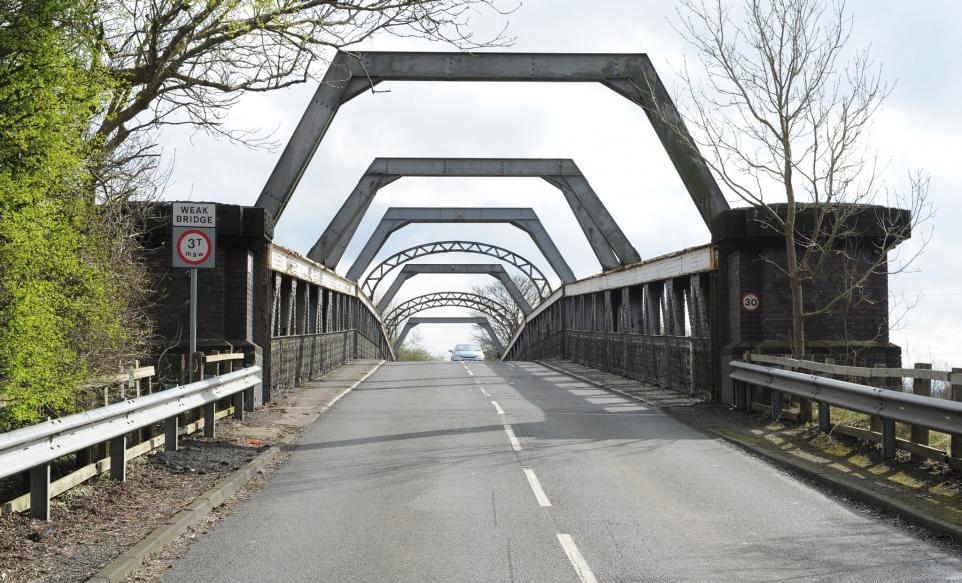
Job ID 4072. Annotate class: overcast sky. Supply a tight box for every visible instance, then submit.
[157,0,962,362]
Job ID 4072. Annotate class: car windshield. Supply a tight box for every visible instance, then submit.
[454,344,481,351]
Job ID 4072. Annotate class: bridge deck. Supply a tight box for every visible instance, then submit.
[163,362,961,582]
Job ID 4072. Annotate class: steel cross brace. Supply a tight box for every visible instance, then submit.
[308,158,639,271]
[361,240,553,300]
[344,207,576,284]
[256,51,729,227]
[394,316,503,353]
[377,263,532,314]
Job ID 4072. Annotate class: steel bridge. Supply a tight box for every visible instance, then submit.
[147,49,907,406]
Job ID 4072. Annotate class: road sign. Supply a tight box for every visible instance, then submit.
[171,202,216,269]
[172,227,216,269]
[173,203,216,227]
[170,202,217,382]
[741,292,760,312]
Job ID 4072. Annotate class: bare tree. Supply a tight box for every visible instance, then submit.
[670,0,931,360]
[87,0,512,165]
[470,271,537,354]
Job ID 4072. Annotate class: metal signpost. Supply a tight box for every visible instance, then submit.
[172,203,216,382]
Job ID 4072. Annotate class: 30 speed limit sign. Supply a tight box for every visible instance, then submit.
[741,292,760,312]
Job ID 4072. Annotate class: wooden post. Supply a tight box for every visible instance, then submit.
[109,435,127,481]
[819,358,835,433]
[911,363,932,460]
[30,463,51,521]
[952,368,962,460]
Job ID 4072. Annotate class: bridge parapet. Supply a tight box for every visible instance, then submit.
[507,204,909,403]
[268,244,394,391]
[504,245,717,400]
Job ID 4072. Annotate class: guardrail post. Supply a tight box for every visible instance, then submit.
[30,463,51,521]
[233,390,245,420]
[910,363,932,459]
[881,418,897,460]
[110,435,127,481]
[869,364,885,433]
[771,387,783,420]
[165,416,179,451]
[204,401,216,438]
[952,367,962,460]
[75,446,92,470]
[817,358,835,433]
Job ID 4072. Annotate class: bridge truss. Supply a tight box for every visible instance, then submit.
[384,292,517,336]
[362,241,553,300]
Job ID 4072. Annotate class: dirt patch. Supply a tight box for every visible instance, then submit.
[0,439,262,583]
[120,448,292,583]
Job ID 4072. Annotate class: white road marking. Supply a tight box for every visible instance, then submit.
[491,400,505,415]
[466,369,474,376]
[479,387,490,397]
[522,468,552,507]
[556,534,599,583]
[503,424,521,452]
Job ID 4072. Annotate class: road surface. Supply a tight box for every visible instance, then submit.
[164,361,962,582]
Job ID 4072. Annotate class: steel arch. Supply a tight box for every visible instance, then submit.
[384,292,516,334]
[362,240,553,300]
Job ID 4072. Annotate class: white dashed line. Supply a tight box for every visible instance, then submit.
[479,387,490,397]
[491,401,505,415]
[503,424,522,452]
[522,468,552,507]
[556,534,598,583]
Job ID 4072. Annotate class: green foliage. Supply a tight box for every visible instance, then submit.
[0,0,128,428]
[395,330,442,362]
[396,345,442,362]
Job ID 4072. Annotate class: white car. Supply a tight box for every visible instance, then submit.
[449,343,485,361]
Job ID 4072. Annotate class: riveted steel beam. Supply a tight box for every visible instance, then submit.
[256,51,728,226]
[377,263,531,314]
[345,207,575,284]
[308,157,635,271]
[394,316,502,353]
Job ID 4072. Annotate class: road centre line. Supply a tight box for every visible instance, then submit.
[522,468,552,507]
[556,534,599,583]
[491,400,505,415]
[503,424,522,452]
[480,387,489,397]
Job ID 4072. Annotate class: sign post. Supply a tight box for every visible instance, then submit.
[172,203,216,383]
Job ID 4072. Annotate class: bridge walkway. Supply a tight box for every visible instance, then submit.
[163,362,962,582]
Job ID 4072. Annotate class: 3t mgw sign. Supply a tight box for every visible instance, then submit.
[172,203,216,269]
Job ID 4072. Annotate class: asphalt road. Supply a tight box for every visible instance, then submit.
[164,361,962,582]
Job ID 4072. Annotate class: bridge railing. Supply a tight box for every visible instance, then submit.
[731,360,962,466]
[0,366,261,521]
[504,245,717,400]
[270,244,395,368]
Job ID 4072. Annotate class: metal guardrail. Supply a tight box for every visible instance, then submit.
[730,361,962,461]
[0,366,261,521]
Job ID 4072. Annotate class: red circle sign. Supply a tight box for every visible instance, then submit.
[741,292,760,312]
[176,229,213,265]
